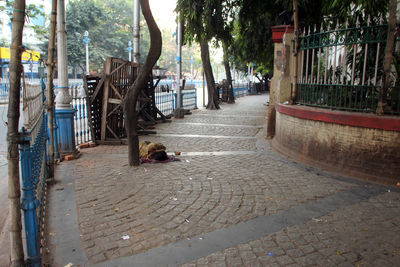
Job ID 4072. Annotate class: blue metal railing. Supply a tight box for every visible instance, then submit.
[233,86,249,97]
[154,88,198,118]
[173,89,198,110]
[0,81,9,103]
[219,86,249,99]
[155,90,175,117]
[19,80,48,266]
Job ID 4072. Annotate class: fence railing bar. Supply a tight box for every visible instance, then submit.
[305,26,310,83]
[317,25,323,83]
[361,17,371,86]
[332,22,338,84]
[374,42,381,86]
[301,28,305,82]
[324,34,329,84]
[351,43,357,85]
[310,25,316,84]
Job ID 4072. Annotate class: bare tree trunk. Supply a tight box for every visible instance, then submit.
[200,38,219,110]
[123,0,162,166]
[222,41,234,103]
[376,0,396,115]
[8,1,26,266]
[47,0,58,179]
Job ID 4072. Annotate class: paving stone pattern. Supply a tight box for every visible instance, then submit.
[58,95,400,266]
[184,192,400,267]
[153,123,261,137]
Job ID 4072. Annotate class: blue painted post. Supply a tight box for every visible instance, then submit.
[1,63,5,95]
[55,108,77,155]
[74,99,78,145]
[53,106,60,159]
[194,88,198,109]
[173,92,177,110]
[19,130,41,267]
[83,98,90,142]
[43,114,49,184]
[79,99,83,143]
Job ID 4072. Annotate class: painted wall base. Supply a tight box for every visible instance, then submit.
[273,104,400,184]
[55,108,80,158]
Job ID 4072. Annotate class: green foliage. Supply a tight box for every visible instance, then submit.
[1,0,46,47]
[229,0,389,77]
[229,0,284,75]
[37,0,140,72]
[157,29,175,70]
[0,38,8,47]
[323,0,388,25]
[65,0,134,72]
[177,0,231,44]
[1,0,45,22]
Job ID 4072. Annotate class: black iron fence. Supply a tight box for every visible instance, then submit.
[294,20,399,115]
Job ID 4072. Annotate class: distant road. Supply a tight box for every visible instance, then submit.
[0,105,8,154]
[0,104,24,265]
[0,105,10,264]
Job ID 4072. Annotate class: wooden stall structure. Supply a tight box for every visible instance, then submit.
[83,57,169,145]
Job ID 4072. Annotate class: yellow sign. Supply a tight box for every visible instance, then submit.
[0,47,40,62]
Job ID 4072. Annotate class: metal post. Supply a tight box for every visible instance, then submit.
[1,64,4,94]
[202,70,205,107]
[133,0,140,64]
[128,41,133,62]
[53,105,60,159]
[29,58,33,80]
[83,31,90,75]
[19,133,41,266]
[194,88,198,108]
[190,56,193,82]
[251,63,255,94]
[247,63,251,91]
[232,63,236,86]
[176,14,183,108]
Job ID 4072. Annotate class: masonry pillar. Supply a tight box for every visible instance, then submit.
[55,0,79,158]
[267,25,295,137]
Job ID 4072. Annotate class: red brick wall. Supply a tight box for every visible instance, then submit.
[273,105,400,184]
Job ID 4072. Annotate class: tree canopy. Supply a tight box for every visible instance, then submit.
[228,0,389,77]
[65,0,133,72]
[0,0,46,47]
[177,0,227,109]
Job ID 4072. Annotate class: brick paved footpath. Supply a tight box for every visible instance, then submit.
[45,94,400,267]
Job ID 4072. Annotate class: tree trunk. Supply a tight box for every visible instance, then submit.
[46,0,57,179]
[123,0,162,166]
[8,1,25,266]
[222,41,234,103]
[376,0,396,115]
[200,38,219,110]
